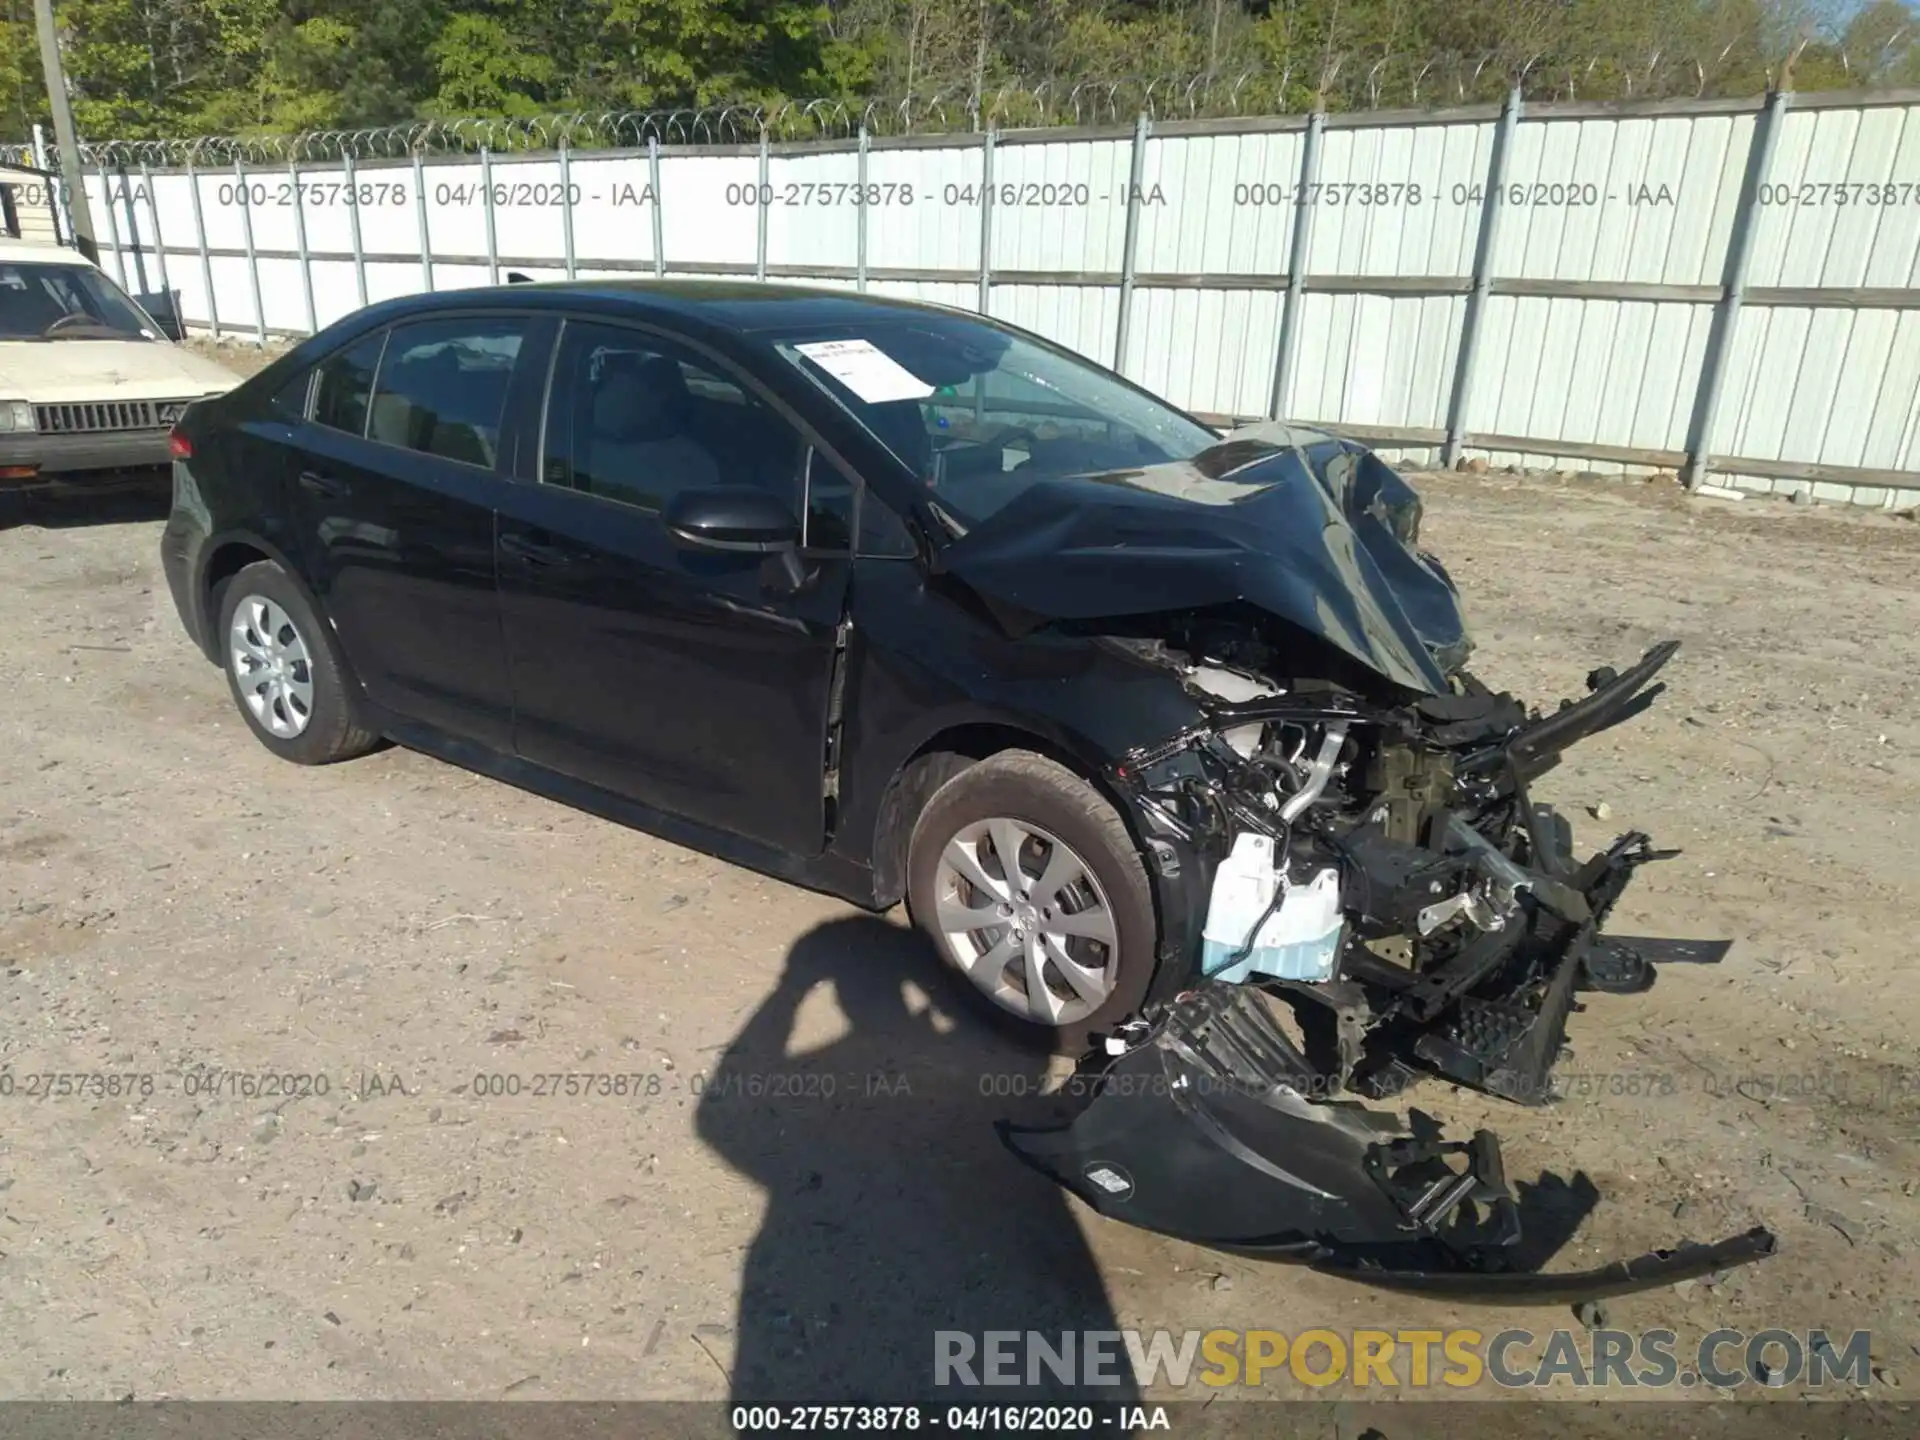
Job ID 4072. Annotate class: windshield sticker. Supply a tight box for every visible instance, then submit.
[795,338,935,404]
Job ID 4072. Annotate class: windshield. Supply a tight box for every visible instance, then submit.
[0,261,158,341]
[773,313,1217,530]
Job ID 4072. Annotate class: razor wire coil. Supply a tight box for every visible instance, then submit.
[0,39,1912,170]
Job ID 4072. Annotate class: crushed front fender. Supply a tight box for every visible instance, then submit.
[999,984,1776,1302]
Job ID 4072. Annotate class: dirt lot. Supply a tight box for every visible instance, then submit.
[1,350,1917,1416]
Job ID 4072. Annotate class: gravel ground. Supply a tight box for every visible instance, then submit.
[0,341,1915,1416]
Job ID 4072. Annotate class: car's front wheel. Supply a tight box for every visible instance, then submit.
[906,750,1157,1053]
[216,560,379,765]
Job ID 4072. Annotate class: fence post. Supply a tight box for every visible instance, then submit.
[480,146,501,285]
[1269,111,1325,420]
[290,159,317,333]
[1112,112,1151,374]
[1442,84,1524,469]
[1683,89,1790,490]
[115,162,150,296]
[140,162,172,317]
[343,152,368,308]
[186,159,219,339]
[413,151,435,293]
[756,128,770,282]
[97,162,126,288]
[31,124,66,245]
[648,135,665,278]
[856,125,870,293]
[558,141,577,280]
[977,127,997,316]
[235,156,266,346]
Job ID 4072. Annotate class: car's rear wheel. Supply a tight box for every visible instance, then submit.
[906,750,1157,1053]
[216,560,379,765]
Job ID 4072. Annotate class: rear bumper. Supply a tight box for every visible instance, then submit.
[0,428,174,481]
[160,462,216,660]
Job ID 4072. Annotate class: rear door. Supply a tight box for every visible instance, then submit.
[290,313,550,750]
[494,316,851,856]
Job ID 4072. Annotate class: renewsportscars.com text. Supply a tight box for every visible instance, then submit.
[934,1327,1873,1390]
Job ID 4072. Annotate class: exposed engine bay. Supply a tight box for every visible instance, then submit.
[1000,626,1778,1300]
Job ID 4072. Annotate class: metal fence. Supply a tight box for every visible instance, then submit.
[27,81,1920,506]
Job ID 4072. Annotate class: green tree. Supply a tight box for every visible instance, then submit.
[427,12,558,116]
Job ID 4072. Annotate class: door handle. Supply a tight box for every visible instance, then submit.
[298,470,350,499]
[500,532,569,566]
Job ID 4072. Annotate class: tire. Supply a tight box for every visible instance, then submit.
[906,749,1157,1054]
[215,560,379,765]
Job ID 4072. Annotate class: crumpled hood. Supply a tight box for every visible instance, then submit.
[935,422,1471,696]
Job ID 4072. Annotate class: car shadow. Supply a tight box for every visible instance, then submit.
[0,482,170,532]
[695,913,1141,1411]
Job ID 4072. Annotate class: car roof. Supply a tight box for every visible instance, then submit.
[0,237,91,265]
[365,279,989,338]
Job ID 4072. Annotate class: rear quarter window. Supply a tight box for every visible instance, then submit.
[313,330,387,436]
[269,368,314,420]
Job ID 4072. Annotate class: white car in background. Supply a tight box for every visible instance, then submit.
[0,236,241,498]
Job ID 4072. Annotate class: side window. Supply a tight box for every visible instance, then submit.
[312,330,385,436]
[803,449,854,552]
[368,316,527,467]
[269,368,313,420]
[857,492,918,558]
[541,320,803,514]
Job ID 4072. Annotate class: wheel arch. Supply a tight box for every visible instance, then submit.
[866,719,1147,913]
[195,530,315,663]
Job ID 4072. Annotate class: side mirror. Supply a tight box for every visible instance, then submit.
[663,485,801,553]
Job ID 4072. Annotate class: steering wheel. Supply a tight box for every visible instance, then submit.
[45,312,103,334]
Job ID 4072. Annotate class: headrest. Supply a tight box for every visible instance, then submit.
[590,352,690,442]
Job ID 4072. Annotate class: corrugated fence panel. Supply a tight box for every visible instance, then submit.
[1128,288,1284,419]
[1123,129,1302,417]
[1287,293,1465,431]
[1285,122,1487,433]
[867,143,982,272]
[1138,130,1300,276]
[658,151,760,269]
[486,157,570,263]
[1472,297,1714,468]
[1749,105,1920,288]
[768,149,862,269]
[1497,113,1752,284]
[1309,120,1490,277]
[73,95,1920,499]
[1712,102,1920,481]
[990,284,1119,362]
[991,138,1131,273]
[569,153,659,268]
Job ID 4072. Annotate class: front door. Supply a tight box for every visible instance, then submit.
[289,314,542,751]
[494,318,849,856]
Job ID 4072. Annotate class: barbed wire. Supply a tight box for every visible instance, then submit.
[1,38,1912,169]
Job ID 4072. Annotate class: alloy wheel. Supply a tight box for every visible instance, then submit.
[229,594,316,739]
[932,817,1119,1026]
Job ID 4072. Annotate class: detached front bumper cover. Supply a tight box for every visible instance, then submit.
[999,642,1775,1300]
[1000,985,1776,1302]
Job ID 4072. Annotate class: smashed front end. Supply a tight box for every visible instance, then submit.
[1006,633,1781,1297]
[1001,636,1775,1298]
[939,426,1776,1296]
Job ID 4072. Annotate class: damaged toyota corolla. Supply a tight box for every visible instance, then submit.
[162,283,1772,1301]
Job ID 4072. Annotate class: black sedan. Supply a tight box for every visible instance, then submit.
[160,280,1773,1286]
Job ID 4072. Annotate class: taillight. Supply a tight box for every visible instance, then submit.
[168,429,192,459]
